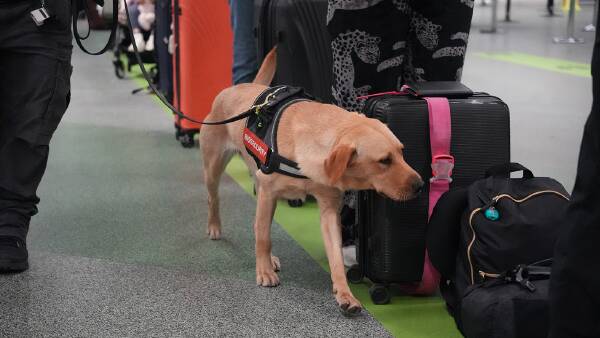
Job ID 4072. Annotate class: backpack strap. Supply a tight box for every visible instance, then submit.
[494,259,553,292]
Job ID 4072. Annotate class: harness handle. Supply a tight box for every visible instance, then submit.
[485,162,534,179]
[72,0,119,56]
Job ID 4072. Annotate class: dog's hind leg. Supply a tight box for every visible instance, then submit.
[200,129,234,240]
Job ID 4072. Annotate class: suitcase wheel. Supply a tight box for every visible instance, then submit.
[287,199,304,208]
[346,264,363,284]
[174,124,182,140]
[113,59,125,79]
[369,284,391,305]
[179,131,195,148]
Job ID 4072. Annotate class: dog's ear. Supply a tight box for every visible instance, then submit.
[324,144,356,185]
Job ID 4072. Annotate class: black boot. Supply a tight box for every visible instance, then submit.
[0,235,29,273]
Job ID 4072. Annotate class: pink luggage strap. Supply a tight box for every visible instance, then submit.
[403,91,453,295]
[425,97,453,218]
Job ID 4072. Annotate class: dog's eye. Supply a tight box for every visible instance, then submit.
[379,156,392,166]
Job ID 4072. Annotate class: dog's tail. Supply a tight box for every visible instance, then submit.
[252,47,277,86]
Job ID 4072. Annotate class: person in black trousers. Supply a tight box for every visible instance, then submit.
[549,28,600,337]
[547,0,554,16]
[0,0,73,272]
[327,0,474,112]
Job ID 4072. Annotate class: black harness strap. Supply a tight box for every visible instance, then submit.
[243,86,314,179]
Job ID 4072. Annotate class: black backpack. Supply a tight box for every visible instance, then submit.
[428,163,570,338]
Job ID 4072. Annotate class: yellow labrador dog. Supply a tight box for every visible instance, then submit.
[199,49,423,314]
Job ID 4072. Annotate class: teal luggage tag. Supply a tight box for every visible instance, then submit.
[484,207,500,221]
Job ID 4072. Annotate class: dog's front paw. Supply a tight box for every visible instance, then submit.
[335,291,362,316]
[271,255,281,272]
[256,263,280,287]
[207,225,221,240]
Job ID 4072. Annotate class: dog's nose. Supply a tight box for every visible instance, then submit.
[412,179,425,195]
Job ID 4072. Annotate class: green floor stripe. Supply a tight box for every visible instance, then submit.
[476,52,591,78]
[225,155,461,338]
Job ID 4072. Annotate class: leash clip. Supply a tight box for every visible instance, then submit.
[251,87,287,115]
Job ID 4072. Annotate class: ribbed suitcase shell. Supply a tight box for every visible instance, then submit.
[357,93,510,283]
[254,0,333,103]
[173,0,233,133]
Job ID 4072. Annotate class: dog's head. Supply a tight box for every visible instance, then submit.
[323,116,424,201]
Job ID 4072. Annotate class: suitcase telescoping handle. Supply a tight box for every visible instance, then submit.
[485,162,534,179]
[357,81,474,101]
[401,81,474,98]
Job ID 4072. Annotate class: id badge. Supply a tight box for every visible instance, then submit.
[30,7,52,26]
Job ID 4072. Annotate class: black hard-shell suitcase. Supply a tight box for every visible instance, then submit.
[155,0,173,103]
[349,85,510,304]
[254,0,333,103]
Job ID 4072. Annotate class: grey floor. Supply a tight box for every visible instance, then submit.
[0,0,596,336]
[464,0,595,190]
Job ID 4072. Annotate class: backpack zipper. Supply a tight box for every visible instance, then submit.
[467,190,570,284]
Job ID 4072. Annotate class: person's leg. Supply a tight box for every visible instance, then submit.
[549,30,600,338]
[327,0,409,112]
[129,1,142,31]
[126,1,146,52]
[547,0,555,15]
[0,52,72,272]
[404,0,474,83]
[229,0,258,84]
[327,0,411,250]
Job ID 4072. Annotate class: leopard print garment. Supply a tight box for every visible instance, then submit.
[327,0,474,112]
